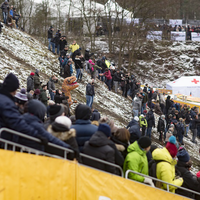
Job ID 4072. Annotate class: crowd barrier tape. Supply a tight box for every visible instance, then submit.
[0,149,191,200]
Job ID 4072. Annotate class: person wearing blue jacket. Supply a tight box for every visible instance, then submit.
[21,99,72,153]
[0,73,38,145]
[71,104,98,152]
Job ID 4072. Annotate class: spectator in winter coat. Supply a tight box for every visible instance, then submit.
[1,0,9,24]
[157,115,166,142]
[74,55,82,81]
[113,69,121,93]
[111,128,130,158]
[91,108,101,121]
[128,116,141,144]
[0,73,40,146]
[33,89,40,100]
[71,104,98,152]
[39,85,49,106]
[132,92,142,117]
[55,30,61,55]
[152,136,183,193]
[47,116,79,160]
[185,109,191,137]
[166,95,173,114]
[0,20,3,34]
[86,79,95,108]
[102,68,112,91]
[176,148,200,199]
[47,26,54,51]
[139,114,147,136]
[27,72,34,92]
[54,90,67,104]
[83,123,124,175]
[190,114,200,143]
[123,137,154,187]
[21,100,72,153]
[15,88,28,115]
[47,75,58,100]
[33,69,40,89]
[176,118,185,145]
[141,91,148,114]
[154,100,163,116]
[69,40,79,53]
[44,104,65,129]
[72,48,81,62]
[59,36,67,52]
[146,109,155,139]
[64,60,72,78]
[159,92,165,113]
[13,7,21,28]
[84,49,94,71]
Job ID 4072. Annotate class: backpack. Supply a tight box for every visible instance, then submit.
[148,159,169,187]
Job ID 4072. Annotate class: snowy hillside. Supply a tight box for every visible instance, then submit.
[0,26,200,173]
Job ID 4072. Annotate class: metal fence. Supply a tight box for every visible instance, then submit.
[125,169,200,197]
[0,128,123,177]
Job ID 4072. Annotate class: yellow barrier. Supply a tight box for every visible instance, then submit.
[0,150,188,200]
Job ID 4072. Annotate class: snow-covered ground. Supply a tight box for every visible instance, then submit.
[0,25,200,174]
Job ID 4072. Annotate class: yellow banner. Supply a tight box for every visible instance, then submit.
[0,150,188,200]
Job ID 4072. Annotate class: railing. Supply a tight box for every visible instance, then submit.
[125,169,200,197]
[0,128,123,177]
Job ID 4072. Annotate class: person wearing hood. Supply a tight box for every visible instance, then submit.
[83,123,124,175]
[21,99,71,152]
[175,148,200,199]
[132,92,142,117]
[47,75,58,100]
[152,136,183,193]
[71,104,98,152]
[128,116,141,144]
[33,69,40,89]
[123,137,154,186]
[91,108,101,121]
[27,72,34,92]
[0,73,39,145]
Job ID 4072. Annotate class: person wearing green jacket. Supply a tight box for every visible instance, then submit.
[123,136,154,187]
[139,114,147,136]
[39,85,49,106]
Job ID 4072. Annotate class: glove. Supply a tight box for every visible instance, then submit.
[144,177,155,187]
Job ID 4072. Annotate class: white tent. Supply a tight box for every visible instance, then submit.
[166,76,200,97]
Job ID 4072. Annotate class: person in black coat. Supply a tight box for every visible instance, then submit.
[59,36,67,52]
[86,79,95,108]
[47,26,54,51]
[157,115,165,142]
[146,109,155,139]
[166,95,173,114]
[64,60,71,78]
[127,116,141,144]
[26,72,34,92]
[54,90,66,104]
[84,49,94,61]
[83,123,124,175]
[91,108,101,121]
[72,48,81,62]
[0,20,3,34]
[176,148,200,199]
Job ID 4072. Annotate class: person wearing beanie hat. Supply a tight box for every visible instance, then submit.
[175,149,200,198]
[0,74,45,146]
[152,138,183,193]
[83,123,124,174]
[27,72,34,92]
[123,137,154,187]
[34,69,40,89]
[2,73,19,93]
[71,104,98,152]
[15,88,28,114]
[47,116,79,155]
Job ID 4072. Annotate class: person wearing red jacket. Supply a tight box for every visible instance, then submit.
[101,68,112,91]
